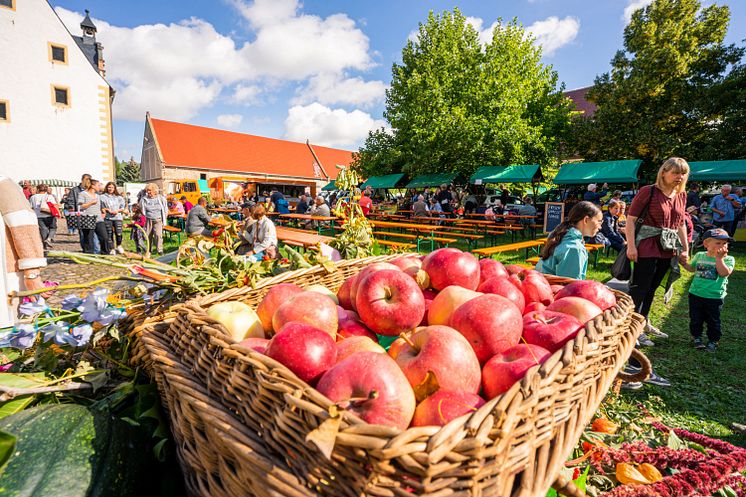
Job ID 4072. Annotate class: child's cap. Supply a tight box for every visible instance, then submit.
[702,228,734,243]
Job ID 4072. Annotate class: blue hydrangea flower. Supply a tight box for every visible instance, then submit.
[18,298,49,316]
[0,325,39,350]
[68,324,93,347]
[40,321,70,345]
[80,288,109,322]
[60,295,84,311]
[96,308,126,326]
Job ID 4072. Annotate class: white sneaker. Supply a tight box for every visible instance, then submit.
[116,245,125,254]
[109,249,116,255]
[645,322,669,339]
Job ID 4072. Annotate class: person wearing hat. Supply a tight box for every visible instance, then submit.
[681,228,735,352]
[583,183,608,205]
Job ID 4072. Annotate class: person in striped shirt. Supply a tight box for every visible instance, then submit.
[0,176,47,328]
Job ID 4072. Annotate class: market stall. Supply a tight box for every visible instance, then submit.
[552,160,642,185]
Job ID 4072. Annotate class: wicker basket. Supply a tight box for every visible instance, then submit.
[142,254,643,497]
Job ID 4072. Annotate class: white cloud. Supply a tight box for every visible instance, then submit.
[217,114,243,128]
[230,84,262,105]
[432,15,579,56]
[526,16,580,56]
[292,74,387,108]
[284,103,386,148]
[115,78,221,121]
[623,0,654,23]
[55,2,378,121]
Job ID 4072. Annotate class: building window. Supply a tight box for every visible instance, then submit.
[199,173,207,180]
[48,43,68,64]
[0,0,15,11]
[51,85,70,107]
[0,100,8,122]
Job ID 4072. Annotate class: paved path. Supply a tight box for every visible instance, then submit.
[39,221,132,305]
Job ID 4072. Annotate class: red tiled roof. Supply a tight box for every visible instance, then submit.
[564,86,597,118]
[150,118,353,180]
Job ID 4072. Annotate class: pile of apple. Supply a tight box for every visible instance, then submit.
[206,248,617,431]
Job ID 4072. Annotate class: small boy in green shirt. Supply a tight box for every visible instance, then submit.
[681,228,736,352]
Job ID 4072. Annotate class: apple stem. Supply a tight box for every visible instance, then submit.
[343,390,379,407]
[520,336,542,366]
[399,332,416,349]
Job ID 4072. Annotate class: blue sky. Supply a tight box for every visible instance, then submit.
[51,0,746,162]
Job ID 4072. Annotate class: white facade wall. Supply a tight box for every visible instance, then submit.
[0,0,114,185]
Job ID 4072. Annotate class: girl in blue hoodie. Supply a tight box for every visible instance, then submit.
[537,201,603,280]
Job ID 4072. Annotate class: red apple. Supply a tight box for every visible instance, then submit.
[522,310,583,352]
[237,337,270,354]
[349,263,401,311]
[256,283,304,334]
[336,336,385,363]
[337,318,378,341]
[478,276,525,313]
[427,285,481,326]
[482,344,551,399]
[505,264,527,276]
[411,390,485,427]
[355,269,425,336]
[273,291,338,338]
[423,289,438,301]
[554,280,617,310]
[550,284,564,295]
[390,255,422,273]
[266,322,337,384]
[388,325,481,395]
[449,294,523,363]
[337,305,349,322]
[479,259,508,286]
[344,310,360,322]
[547,297,602,324]
[316,351,416,430]
[337,276,356,310]
[522,302,546,315]
[422,248,480,291]
[509,270,554,306]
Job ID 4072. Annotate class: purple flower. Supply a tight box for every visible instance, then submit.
[60,295,84,311]
[68,324,93,347]
[40,321,70,345]
[18,298,49,316]
[0,324,38,349]
[80,288,109,322]
[95,308,126,326]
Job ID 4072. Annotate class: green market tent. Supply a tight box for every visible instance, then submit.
[688,160,746,182]
[28,179,78,187]
[321,180,338,191]
[405,173,459,189]
[469,165,540,184]
[553,160,642,185]
[360,173,406,189]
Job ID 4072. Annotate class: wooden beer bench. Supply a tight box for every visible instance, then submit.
[472,239,546,259]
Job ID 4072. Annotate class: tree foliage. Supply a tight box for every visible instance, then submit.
[353,9,572,179]
[115,157,141,184]
[570,0,744,179]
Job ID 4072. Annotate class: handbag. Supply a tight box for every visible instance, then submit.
[47,202,62,218]
[610,186,654,280]
[79,215,98,230]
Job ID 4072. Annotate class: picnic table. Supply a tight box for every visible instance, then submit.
[275,227,333,249]
[472,239,546,259]
[279,214,338,236]
[369,220,455,252]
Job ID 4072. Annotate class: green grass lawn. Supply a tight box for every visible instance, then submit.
[481,237,746,447]
[120,227,182,255]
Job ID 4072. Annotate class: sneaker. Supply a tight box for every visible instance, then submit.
[637,333,655,347]
[109,249,116,255]
[706,342,718,353]
[623,364,642,375]
[644,372,671,388]
[645,322,669,339]
[116,245,125,254]
[693,338,705,349]
[621,381,643,391]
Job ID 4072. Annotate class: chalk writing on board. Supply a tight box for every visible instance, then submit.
[544,202,564,234]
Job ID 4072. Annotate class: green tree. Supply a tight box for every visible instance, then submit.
[116,157,141,184]
[354,9,572,179]
[570,0,743,179]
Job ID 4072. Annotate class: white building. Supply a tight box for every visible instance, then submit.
[0,0,115,187]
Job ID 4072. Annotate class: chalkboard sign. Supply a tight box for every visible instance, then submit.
[543,202,564,234]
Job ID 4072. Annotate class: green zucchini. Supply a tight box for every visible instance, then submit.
[0,404,153,497]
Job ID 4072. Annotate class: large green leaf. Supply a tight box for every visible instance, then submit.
[0,397,34,420]
[0,429,16,476]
